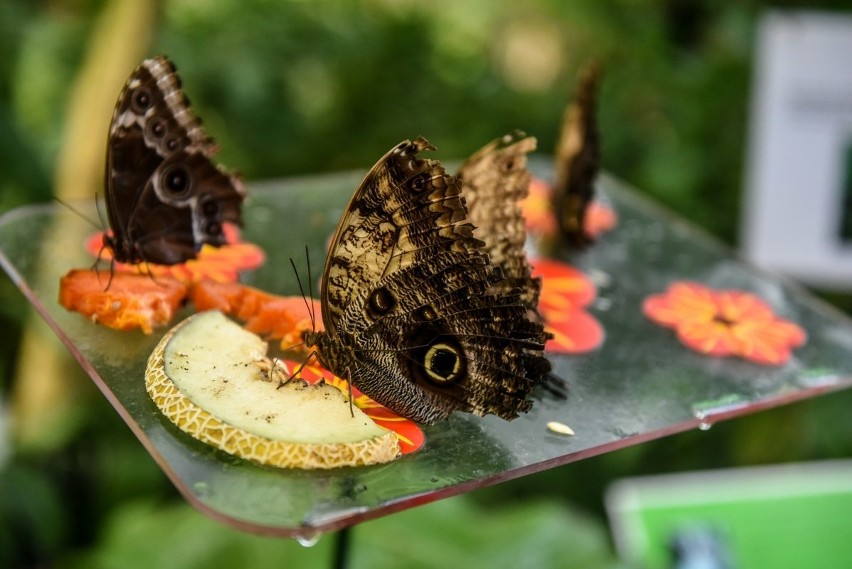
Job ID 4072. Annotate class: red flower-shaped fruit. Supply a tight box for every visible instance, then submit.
[87,223,265,284]
[643,281,807,366]
[282,361,425,455]
[532,258,604,353]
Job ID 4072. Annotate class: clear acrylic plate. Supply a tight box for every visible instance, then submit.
[2,158,851,539]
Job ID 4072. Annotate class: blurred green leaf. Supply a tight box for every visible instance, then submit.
[353,495,623,569]
[61,495,622,569]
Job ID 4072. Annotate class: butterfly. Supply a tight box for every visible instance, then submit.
[552,63,601,248]
[303,135,554,424]
[104,55,245,266]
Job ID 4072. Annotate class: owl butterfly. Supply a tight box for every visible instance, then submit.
[303,136,553,424]
[552,62,601,248]
[104,56,244,266]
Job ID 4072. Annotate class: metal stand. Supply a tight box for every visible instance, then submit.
[332,526,352,569]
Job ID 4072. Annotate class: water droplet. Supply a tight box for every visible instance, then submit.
[192,482,212,499]
[691,394,747,423]
[296,533,322,548]
[698,422,712,431]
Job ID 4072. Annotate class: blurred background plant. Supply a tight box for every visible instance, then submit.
[2,0,852,567]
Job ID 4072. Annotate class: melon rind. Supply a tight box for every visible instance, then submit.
[144,310,400,469]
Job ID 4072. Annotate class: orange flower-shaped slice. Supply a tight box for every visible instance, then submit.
[189,280,320,351]
[281,361,425,455]
[87,223,265,284]
[59,269,188,334]
[532,258,604,353]
[643,281,807,366]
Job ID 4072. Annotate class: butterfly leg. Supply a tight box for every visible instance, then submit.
[345,366,354,418]
[279,350,319,388]
[103,258,116,291]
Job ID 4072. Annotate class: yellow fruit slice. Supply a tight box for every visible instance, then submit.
[145,310,400,469]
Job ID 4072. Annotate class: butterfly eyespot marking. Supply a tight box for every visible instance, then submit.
[411,174,429,192]
[415,305,438,321]
[162,166,190,194]
[366,287,396,320]
[423,342,465,384]
[131,89,152,112]
[152,121,166,137]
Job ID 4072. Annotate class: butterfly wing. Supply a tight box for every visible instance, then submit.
[315,138,551,424]
[105,56,244,265]
[553,63,601,248]
[457,131,541,310]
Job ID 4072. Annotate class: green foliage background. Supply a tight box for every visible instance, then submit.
[2,1,852,567]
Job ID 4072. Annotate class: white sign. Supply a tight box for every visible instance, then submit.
[742,10,852,289]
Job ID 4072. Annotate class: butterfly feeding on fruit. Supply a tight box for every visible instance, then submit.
[302,134,556,424]
[103,56,244,266]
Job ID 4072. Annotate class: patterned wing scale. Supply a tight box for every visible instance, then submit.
[105,56,244,265]
[320,138,482,331]
[308,138,552,424]
[552,63,601,248]
[457,132,541,310]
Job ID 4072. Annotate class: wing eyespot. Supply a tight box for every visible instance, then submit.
[366,287,396,320]
[165,136,184,152]
[411,174,429,193]
[501,157,517,173]
[415,305,438,321]
[150,120,166,138]
[161,165,191,195]
[422,341,465,385]
[131,89,152,113]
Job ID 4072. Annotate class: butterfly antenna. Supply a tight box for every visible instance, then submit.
[280,340,307,352]
[53,196,102,231]
[305,245,316,328]
[289,256,316,333]
[94,192,109,231]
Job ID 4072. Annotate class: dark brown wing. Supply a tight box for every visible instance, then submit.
[553,62,601,248]
[104,56,244,265]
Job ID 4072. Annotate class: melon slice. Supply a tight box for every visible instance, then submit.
[145,310,400,469]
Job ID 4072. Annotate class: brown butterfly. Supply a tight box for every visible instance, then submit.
[303,137,553,424]
[552,63,601,248]
[104,56,245,265]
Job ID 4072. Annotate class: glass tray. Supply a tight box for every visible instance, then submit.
[2,158,851,539]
